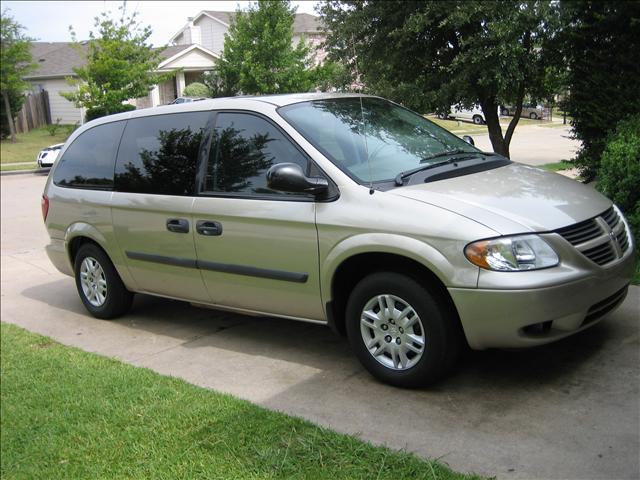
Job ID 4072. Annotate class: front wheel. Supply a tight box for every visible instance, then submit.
[472,115,484,125]
[345,272,461,388]
[529,112,538,120]
[74,243,133,319]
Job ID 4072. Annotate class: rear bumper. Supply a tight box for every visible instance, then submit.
[449,249,636,350]
[45,237,73,277]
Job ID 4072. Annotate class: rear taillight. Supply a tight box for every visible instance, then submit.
[41,194,49,222]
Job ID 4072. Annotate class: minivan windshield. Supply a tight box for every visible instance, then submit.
[278,97,480,183]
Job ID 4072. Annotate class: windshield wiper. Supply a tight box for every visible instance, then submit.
[394,150,479,186]
[419,149,470,163]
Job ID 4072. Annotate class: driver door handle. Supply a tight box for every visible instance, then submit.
[196,220,223,236]
[166,218,189,233]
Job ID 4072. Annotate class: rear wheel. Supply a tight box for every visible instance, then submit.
[501,108,510,116]
[74,243,133,319]
[345,272,460,388]
[472,115,483,125]
[529,112,538,120]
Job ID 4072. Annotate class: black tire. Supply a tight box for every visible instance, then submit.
[472,115,483,125]
[74,243,133,319]
[529,112,538,120]
[502,108,510,116]
[345,272,461,388]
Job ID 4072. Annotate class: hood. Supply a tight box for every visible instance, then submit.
[390,163,611,234]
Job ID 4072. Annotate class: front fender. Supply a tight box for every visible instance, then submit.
[321,233,477,303]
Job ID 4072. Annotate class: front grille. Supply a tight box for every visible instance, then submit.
[581,241,617,265]
[556,218,602,245]
[556,207,630,266]
[583,286,628,325]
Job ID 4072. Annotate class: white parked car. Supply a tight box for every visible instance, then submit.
[446,104,504,125]
[36,143,64,168]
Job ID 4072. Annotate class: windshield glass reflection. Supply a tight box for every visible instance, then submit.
[279,97,478,183]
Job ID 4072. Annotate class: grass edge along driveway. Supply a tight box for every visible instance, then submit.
[0,322,484,480]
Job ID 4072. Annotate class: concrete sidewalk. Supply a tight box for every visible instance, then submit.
[2,174,638,480]
[472,124,580,166]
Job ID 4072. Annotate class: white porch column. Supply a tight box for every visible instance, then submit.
[150,85,160,107]
[176,71,186,97]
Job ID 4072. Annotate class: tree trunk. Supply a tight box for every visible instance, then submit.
[503,80,526,149]
[2,91,17,143]
[481,98,509,158]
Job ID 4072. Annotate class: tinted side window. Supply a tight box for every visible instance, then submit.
[205,113,309,196]
[114,112,210,195]
[53,121,125,189]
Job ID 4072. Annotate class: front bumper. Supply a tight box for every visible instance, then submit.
[449,247,636,350]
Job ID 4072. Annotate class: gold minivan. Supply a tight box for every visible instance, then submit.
[42,94,636,387]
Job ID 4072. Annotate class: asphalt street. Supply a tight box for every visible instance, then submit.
[1,169,638,479]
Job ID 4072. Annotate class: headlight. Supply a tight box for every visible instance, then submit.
[465,234,559,271]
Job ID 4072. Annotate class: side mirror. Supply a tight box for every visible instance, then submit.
[266,163,329,196]
[463,135,475,146]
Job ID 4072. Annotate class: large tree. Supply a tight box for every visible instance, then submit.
[62,4,170,116]
[555,0,640,180]
[1,10,34,143]
[213,0,314,95]
[319,1,557,158]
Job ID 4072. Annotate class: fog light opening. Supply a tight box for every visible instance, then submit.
[522,320,553,336]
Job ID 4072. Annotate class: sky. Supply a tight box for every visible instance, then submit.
[2,1,321,47]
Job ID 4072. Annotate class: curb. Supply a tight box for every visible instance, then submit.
[0,168,50,177]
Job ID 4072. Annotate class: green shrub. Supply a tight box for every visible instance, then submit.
[85,104,136,122]
[596,115,640,253]
[46,118,62,136]
[182,82,209,98]
[65,122,80,138]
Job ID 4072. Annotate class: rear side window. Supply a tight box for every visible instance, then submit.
[53,121,125,189]
[114,112,211,195]
[204,112,309,196]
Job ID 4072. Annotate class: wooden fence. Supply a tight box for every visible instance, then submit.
[14,91,51,134]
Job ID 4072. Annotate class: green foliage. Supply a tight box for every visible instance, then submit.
[596,115,640,251]
[46,118,62,136]
[65,121,80,137]
[85,103,135,122]
[214,1,314,95]
[311,60,353,92]
[62,4,171,115]
[319,1,558,157]
[1,10,35,141]
[556,1,640,180]
[181,82,209,98]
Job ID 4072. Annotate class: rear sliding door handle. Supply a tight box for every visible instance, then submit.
[196,220,223,236]
[166,218,190,233]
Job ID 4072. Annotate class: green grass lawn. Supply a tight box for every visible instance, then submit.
[540,160,574,172]
[0,322,482,480]
[0,162,39,172]
[1,127,69,164]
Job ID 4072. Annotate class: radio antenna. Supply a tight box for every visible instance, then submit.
[359,95,374,195]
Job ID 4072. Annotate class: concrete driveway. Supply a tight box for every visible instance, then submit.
[472,124,579,166]
[2,173,638,480]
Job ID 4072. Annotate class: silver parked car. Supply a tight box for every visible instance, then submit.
[42,94,636,387]
[501,103,546,120]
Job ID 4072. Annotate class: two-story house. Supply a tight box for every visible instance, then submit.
[24,10,325,122]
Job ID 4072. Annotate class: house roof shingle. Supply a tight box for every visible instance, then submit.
[202,10,323,34]
[25,43,194,80]
[26,42,88,79]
